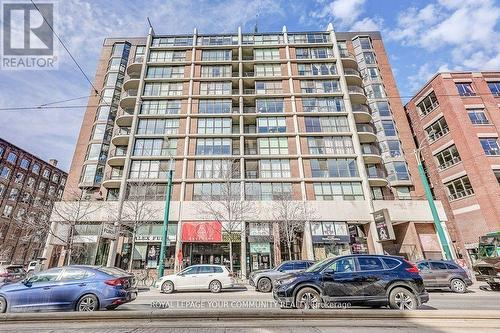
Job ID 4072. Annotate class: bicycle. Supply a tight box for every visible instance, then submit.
[132,267,157,288]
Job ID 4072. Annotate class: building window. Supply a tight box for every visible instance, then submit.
[196,138,231,155]
[197,118,232,134]
[0,184,5,197]
[2,205,13,217]
[456,83,475,96]
[136,119,179,135]
[417,91,439,116]
[381,120,397,136]
[38,181,46,191]
[129,160,172,179]
[297,63,336,76]
[467,109,489,124]
[32,163,40,174]
[27,177,35,188]
[371,101,390,117]
[52,173,60,183]
[371,187,384,200]
[255,81,282,94]
[300,80,340,94]
[313,182,364,200]
[143,82,183,96]
[310,158,358,178]
[91,123,107,140]
[302,97,344,113]
[363,52,376,64]
[379,140,402,158]
[194,159,232,179]
[487,82,500,96]
[134,45,145,62]
[365,84,385,99]
[8,188,19,201]
[14,172,24,183]
[296,48,333,59]
[258,137,288,155]
[149,50,186,62]
[254,49,280,60]
[307,136,354,155]
[140,100,181,115]
[42,169,50,179]
[134,139,176,156]
[193,183,240,201]
[480,138,500,155]
[305,116,349,132]
[435,145,461,170]
[395,187,412,200]
[255,99,284,113]
[19,158,30,170]
[446,176,474,200]
[387,161,410,181]
[254,64,282,77]
[364,67,380,81]
[0,146,4,158]
[0,167,11,179]
[146,66,184,79]
[259,159,291,178]
[152,36,193,47]
[200,82,231,95]
[357,37,372,49]
[288,33,330,44]
[257,117,286,133]
[494,170,500,184]
[244,182,292,201]
[198,99,232,114]
[80,165,96,183]
[6,152,17,164]
[425,117,449,142]
[198,35,237,45]
[201,50,232,61]
[200,65,232,78]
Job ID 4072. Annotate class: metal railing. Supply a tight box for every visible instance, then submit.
[113,127,131,136]
[449,188,474,201]
[122,89,138,98]
[437,156,461,170]
[109,148,127,158]
[344,68,361,76]
[356,124,376,134]
[428,127,449,143]
[243,107,256,113]
[366,168,386,179]
[361,144,381,155]
[339,49,355,59]
[352,104,370,113]
[347,85,365,94]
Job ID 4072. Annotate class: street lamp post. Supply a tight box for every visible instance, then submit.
[158,158,173,278]
[414,147,453,260]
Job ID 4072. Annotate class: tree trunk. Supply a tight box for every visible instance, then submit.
[287,242,292,261]
[65,224,75,265]
[228,239,234,272]
[128,222,137,271]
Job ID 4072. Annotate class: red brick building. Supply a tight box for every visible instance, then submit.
[405,72,500,264]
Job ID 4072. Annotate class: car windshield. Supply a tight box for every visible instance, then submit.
[97,266,129,277]
[305,258,330,272]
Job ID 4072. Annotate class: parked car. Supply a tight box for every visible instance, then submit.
[249,260,315,292]
[156,264,236,293]
[0,265,137,313]
[416,260,473,293]
[0,265,26,286]
[273,254,428,310]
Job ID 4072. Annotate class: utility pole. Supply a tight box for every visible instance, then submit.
[414,148,453,260]
[158,158,173,278]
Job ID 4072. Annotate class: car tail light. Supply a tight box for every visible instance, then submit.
[404,260,419,273]
[105,278,125,286]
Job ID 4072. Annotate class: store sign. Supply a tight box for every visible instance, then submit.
[373,209,395,241]
[312,235,350,243]
[181,221,222,242]
[101,223,116,239]
[222,232,241,243]
[250,242,271,254]
[248,235,272,243]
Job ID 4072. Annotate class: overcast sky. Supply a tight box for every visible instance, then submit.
[0,0,499,171]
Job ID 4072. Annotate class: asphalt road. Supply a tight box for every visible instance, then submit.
[118,282,500,311]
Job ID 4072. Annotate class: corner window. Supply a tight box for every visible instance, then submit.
[455,83,475,96]
[487,82,500,96]
[417,91,439,116]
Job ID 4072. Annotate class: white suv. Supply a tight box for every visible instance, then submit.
[156,264,236,293]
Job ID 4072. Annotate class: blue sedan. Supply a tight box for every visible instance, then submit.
[0,265,137,313]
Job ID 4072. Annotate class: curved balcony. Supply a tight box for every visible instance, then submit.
[107,148,127,167]
[352,104,372,123]
[126,56,144,75]
[111,127,131,146]
[366,168,388,186]
[119,89,138,109]
[339,49,358,68]
[356,124,377,143]
[115,108,134,127]
[343,68,362,85]
[348,85,367,104]
[102,171,122,189]
[123,73,141,91]
[361,144,382,164]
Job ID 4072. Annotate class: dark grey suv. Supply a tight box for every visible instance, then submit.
[249,260,314,292]
[416,260,472,293]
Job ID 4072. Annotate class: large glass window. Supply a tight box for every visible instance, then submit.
[310,158,358,178]
[417,91,439,116]
[302,97,344,112]
[387,161,410,181]
[143,82,183,96]
[134,139,177,156]
[381,120,397,136]
[254,64,282,77]
[196,138,231,155]
[129,160,172,179]
[456,83,475,96]
[487,82,500,96]
[258,137,288,155]
[313,182,364,200]
[194,159,232,178]
[152,36,193,47]
[366,84,385,99]
[201,50,232,61]
[244,182,292,200]
[136,119,179,134]
[305,116,349,132]
[201,65,232,78]
[193,183,240,200]
[0,167,10,179]
[200,82,232,95]
[259,159,291,178]
[197,118,231,134]
[146,66,184,78]
[425,117,449,142]
[256,98,284,113]
[257,117,286,133]
[140,100,181,115]
[297,63,336,76]
[445,176,474,200]
[300,80,340,94]
[307,136,354,154]
[149,50,186,62]
[254,49,280,60]
[198,99,232,114]
[296,48,333,59]
[468,109,489,124]
[480,138,500,155]
[435,145,461,170]
[255,81,282,94]
[363,52,376,64]
[6,152,17,164]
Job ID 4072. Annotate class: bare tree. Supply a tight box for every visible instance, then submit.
[197,158,255,272]
[272,194,315,261]
[48,187,103,265]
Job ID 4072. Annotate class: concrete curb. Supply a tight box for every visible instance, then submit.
[1,309,500,322]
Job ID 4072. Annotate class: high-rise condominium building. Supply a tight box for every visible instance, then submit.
[44,25,450,276]
[405,72,500,265]
[0,138,67,265]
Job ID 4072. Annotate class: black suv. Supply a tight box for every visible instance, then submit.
[273,254,428,310]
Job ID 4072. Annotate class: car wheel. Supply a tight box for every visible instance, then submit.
[0,296,7,313]
[295,287,321,309]
[389,287,417,310]
[209,280,222,293]
[161,281,174,294]
[257,277,272,293]
[450,279,466,293]
[76,294,99,312]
